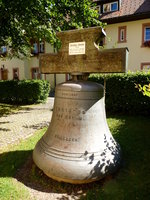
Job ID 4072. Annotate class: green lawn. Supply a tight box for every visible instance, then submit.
[83,115,150,200]
[0,115,150,200]
[0,128,46,200]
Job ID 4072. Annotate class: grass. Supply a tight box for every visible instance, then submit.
[0,115,150,200]
[83,115,150,200]
[0,128,46,200]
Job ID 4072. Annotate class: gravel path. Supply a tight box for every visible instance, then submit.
[0,97,54,151]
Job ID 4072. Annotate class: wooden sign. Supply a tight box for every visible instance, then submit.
[40,27,128,74]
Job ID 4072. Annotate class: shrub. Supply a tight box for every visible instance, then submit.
[88,72,150,115]
[0,80,50,105]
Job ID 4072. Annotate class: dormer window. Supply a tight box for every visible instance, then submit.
[95,5,101,14]
[103,3,110,13]
[111,2,118,11]
[103,1,118,13]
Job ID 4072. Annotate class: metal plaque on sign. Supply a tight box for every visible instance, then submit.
[69,42,85,55]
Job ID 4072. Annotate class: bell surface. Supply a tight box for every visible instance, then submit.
[33,81,121,184]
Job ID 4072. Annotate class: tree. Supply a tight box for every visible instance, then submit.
[0,0,102,58]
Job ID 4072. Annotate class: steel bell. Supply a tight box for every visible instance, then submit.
[33,80,121,184]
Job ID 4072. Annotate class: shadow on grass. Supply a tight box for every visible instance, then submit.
[0,115,150,200]
[0,150,106,199]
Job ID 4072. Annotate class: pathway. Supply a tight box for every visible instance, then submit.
[0,97,54,151]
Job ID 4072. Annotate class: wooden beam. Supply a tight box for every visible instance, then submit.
[40,27,128,74]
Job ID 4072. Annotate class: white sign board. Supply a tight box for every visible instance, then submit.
[69,42,85,55]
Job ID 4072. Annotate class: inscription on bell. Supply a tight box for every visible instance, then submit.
[69,41,85,55]
[55,134,79,142]
[55,106,85,121]
[60,91,78,97]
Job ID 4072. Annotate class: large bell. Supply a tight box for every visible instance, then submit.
[33,80,121,184]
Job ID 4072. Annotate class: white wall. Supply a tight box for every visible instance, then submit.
[105,19,150,71]
[0,58,25,80]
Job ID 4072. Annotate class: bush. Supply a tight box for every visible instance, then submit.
[88,72,150,115]
[0,80,50,105]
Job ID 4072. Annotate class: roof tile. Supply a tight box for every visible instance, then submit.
[100,0,150,20]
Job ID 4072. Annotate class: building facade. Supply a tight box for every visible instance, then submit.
[0,0,150,87]
[0,42,65,88]
[98,0,150,71]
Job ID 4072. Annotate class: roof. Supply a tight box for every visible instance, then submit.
[99,0,150,23]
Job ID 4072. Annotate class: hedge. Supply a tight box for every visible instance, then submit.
[88,72,150,115]
[0,80,50,105]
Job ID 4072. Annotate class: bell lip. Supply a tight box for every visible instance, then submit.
[33,140,122,185]
[43,172,104,184]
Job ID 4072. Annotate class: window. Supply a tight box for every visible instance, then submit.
[103,3,110,13]
[103,1,118,13]
[1,46,7,53]
[111,2,118,11]
[0,46,7,55]
[92,5,101,14]
[13,68,19,80]
[95,5,101,14]
[1,69,8,80]
[33,42,38,54]
[118,26,127,43]
[144,27,150,41]
[142,23,150,47]
[31,68,41,79]
[141,63,150,72]
[39,41,45,53]
[31,40,45,54]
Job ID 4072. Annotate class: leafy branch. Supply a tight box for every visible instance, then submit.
[135,82,150,97]
[0,0,103,58]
